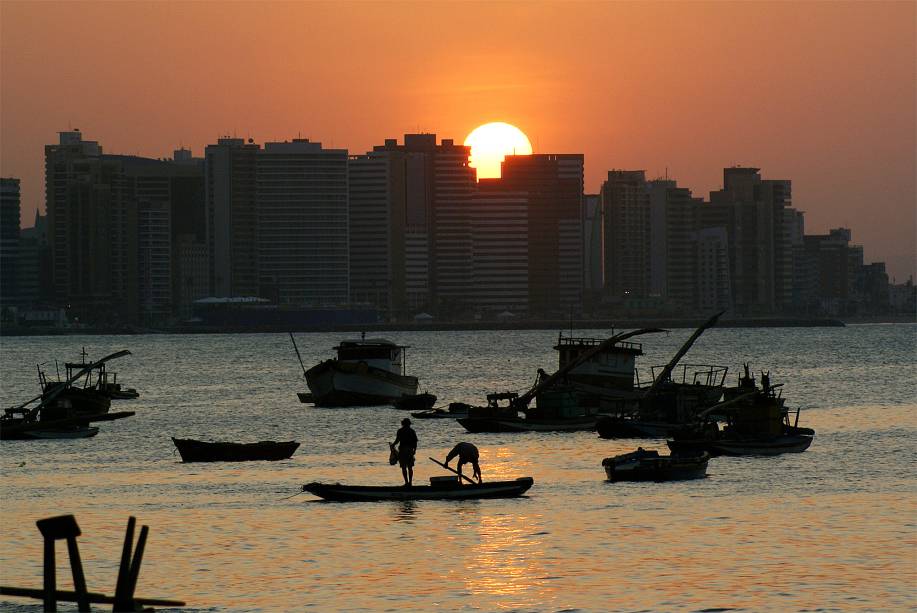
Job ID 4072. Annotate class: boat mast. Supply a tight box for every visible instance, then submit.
[642,310,725,399]
[289,333,308,378]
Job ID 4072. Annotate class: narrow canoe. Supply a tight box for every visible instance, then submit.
[302,477,534,502]
[171,438,300,462]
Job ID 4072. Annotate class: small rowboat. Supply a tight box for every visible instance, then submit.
[171,438,299,462]
[603,449,709,482]
[302,476,534,502]
[393,392,437,411]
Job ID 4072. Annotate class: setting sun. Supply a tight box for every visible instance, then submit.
[464,122,533,179]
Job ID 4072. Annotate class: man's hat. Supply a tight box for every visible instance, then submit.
[402,418,411,425]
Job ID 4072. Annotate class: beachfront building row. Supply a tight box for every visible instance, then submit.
[1,129,901,326]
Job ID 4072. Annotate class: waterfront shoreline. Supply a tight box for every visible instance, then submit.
[0,316,865,336]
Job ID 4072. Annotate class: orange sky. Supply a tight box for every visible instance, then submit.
[1,1,914,279]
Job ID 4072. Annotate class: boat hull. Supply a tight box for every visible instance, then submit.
[667,434,813,456]
[303,477,534,502]
[305,361,418,407]
[172,438,300,462]
[41,387,112,417]
[458,415,597,433]
[28,427,100,440]
[393,393,437,411]
[596,416,678,439]
[8,427,100,440]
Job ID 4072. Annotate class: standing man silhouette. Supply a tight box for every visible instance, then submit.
[392,418,418,486]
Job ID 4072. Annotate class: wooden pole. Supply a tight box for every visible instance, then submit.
[114,517,135,610]
[428,457,476,484]
[42,538,56,612]
[65,536,90,612]
[289,333,308,377]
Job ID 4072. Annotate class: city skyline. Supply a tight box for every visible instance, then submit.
[1,1,915,280]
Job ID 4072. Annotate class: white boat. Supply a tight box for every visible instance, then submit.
[294,336,418,407]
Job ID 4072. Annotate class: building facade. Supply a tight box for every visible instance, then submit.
[256,140,349,306]
[601,170,651,301]
[1,177,21,311]
[204,137,260,298]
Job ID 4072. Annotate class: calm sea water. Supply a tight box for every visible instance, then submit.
[1,325,915,612]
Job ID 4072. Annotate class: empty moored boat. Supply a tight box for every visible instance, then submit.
[602,448,709,482]
[291,334,419,406]
[171,438,300,462]
[302,476,534,502]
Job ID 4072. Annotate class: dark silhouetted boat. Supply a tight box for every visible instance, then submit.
[602,448,709,482]
[457,328,667,434]
[666,365,814,456]
[2,350,136,441]
[393,392,437,411]
[171,438,300,462]
[302,477,534,502]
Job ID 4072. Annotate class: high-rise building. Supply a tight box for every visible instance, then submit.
[45,130,139,323]
[653,180,705,309]
[706,167,794,315]
[800,227,868,316]
[256,139,349,306]
[468,181,529,313]
[601,170,651,300]
[355,135,475,317]
[348,151,402,315]
[647,179,676,298]
[18,211,50,308]
[45,130,207,324]
[1,178,21,310]
[204,137,260,298]
[110,153,205,323]
[498,154,584,315]
[582,194,604,301]
[696,227,732,312]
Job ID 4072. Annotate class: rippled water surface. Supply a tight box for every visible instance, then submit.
[1,325,915,611]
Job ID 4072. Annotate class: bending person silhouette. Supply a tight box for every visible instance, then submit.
[445,441,482,484]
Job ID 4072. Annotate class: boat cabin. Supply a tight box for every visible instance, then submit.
[334,338,408,376]
[554,332,644,391]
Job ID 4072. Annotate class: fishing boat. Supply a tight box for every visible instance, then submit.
[602,448,709,482]
[302,477,534,502]
[291,333,419,407]
[393,392,437,411]
[666,366,814,456]
[595,313,733,438]
[456,390,600,433]
[171,438,300,462]
[456,328,667,434]
[2,351,136,441]
[40,348,139,409]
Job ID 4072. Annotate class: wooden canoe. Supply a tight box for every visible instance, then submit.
[302,477,534,502]
[171,438,299,462]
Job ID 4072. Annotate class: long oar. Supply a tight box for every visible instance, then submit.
[429,457,476,484]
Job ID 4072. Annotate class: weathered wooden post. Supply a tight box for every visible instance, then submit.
[113,516,148,612]
[35,514,91,612]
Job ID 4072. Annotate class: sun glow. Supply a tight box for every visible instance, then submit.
[464,122,533,180]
